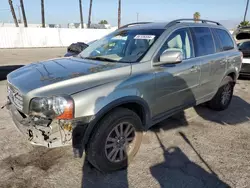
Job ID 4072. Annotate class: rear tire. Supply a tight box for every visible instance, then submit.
[86,108,143,173]
[208,76,234,111]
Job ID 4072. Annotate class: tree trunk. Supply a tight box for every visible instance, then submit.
[118,0,121,28]
[244,0,249,22]
[88,0,93,28]
[20,0,28,27]
[79,0,84,28]
[41,0,45,28]
[8,0,19,27]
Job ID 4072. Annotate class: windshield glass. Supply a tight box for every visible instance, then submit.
[79,29,164,63]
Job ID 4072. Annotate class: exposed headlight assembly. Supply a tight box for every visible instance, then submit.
[29,96,74,119]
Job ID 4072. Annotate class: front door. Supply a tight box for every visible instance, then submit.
[152,28,200,118]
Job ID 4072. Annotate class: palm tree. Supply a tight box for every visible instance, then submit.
[238,20,250,28]
[88,0,93,28]
[79,0,84,28]
[20,0,28,27]
[99,20,108,24]
[244,0,249,22]
[193,12,200,22]
[41,0,45,27]
[118,0,121,28]
[8,0,19,27]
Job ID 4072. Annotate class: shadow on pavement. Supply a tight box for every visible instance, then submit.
[0,147,70,188]
[150,132,229,188]
[81,159,128,188]
[0,65,23,81]
[150,110,189,132]
[194,96,250,125]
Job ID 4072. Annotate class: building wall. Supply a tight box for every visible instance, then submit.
[0,27,115,48]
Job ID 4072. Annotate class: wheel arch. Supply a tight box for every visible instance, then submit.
[227,72,237,82]
[220,70,237,87]
[82,96,151,149]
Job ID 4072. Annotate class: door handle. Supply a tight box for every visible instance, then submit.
[190,65,199,72]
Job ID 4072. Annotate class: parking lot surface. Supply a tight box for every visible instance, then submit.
[0,48,249,188]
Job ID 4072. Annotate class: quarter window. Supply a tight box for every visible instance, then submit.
[191,27,215,57]
[211,28,223,52]
[214,29,234,51]
[158,28,194,60]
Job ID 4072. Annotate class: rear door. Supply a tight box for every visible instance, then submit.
[190,27,225,100]
[214,28,237,78]
[209,28,228,88]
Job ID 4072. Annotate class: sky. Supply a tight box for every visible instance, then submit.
[0,0,249,28]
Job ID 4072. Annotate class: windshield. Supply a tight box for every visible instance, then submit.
[79,29,164,63]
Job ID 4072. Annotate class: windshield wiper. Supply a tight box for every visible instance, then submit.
[84,56,117,62]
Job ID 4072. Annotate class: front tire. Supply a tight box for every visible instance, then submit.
[86,108,143,172]
[208,76,235,111]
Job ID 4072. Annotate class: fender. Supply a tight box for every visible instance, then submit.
[78,96,151,154]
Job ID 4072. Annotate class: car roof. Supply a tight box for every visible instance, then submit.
[119,19,225,30]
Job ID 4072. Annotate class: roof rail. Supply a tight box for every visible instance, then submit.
[118,22,152,29]
[166,19,222,27]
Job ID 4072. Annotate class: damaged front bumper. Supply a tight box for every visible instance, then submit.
[7,103,73,148]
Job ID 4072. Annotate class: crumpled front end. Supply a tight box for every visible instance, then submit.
[7,102,73,148]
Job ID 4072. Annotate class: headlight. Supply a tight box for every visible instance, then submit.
[30,96,74,119]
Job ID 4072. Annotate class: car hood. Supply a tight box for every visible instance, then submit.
[7,57,131,96]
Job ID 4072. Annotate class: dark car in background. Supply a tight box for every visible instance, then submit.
[233,27,250,76]
[64,41,96,57]
[237,40,250,76]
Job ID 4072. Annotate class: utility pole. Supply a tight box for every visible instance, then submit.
[88,0,93,28]
[118,0,121,28]
[244,0,250,22]
[20,0,28,27]
[8,0,19,27]
[79,0,84,28]
[41,0,45,27]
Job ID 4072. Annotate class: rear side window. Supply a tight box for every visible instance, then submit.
[214,29,234,51]
[191,27,215,57]
[211,28,223,52]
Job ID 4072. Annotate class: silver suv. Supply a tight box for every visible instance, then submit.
[5,19,242,172]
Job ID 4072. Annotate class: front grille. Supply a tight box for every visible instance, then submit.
[7,84,23,111]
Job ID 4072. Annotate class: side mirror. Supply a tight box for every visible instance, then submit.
[154,50,184,66]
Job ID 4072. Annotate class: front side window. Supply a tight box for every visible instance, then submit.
[214,29,234,51]
[158,28,194,60]
[191,27,215,57]
[79,29,164,63]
